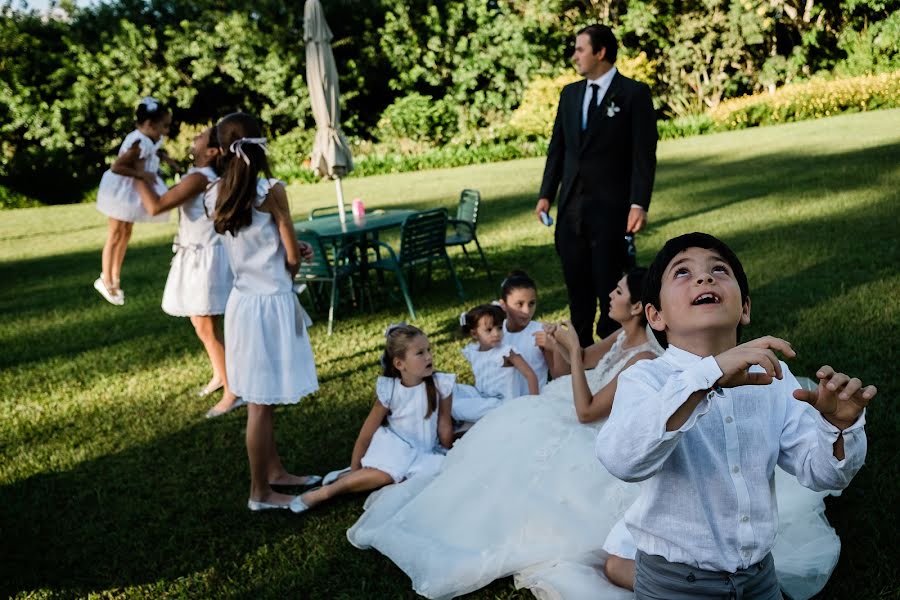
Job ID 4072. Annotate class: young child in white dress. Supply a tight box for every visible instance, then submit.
[95,97,177,305]
[133,126,239,417]
[293,324,455,513]
[497,270,562,394]
[597,232,876,599]
[454,304,539,423]
[212,113,320,512]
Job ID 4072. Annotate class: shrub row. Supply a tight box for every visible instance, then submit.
[16,71,900,208]
[708,71,900,129]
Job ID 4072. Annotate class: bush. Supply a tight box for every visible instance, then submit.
[709,70,900,129]
[508,73,579,139]
[267,126,317,182]
[376,93,459,145]
[656,114,716,140]
[835,12,900,77]
[0,184,41,209]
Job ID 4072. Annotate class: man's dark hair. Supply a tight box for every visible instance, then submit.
[577,24,617,64]
[643,232,750,348]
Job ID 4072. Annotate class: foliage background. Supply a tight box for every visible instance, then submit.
[1,0,899,205]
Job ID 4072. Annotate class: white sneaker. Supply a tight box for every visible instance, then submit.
[94,276,124,306]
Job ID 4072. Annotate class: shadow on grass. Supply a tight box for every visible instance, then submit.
[1,139,898,597]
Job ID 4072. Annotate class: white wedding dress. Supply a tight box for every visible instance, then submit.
[348,333,841,600]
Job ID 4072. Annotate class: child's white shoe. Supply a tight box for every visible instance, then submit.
[94,276,124,306]
[323,466,351,485]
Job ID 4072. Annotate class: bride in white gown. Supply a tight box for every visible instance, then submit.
[347,271,841,600]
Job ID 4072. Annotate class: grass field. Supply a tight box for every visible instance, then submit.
[2,109,899,599]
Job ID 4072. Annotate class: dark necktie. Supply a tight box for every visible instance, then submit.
[585,83,600,130]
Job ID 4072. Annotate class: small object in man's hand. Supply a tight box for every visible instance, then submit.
[539,211,553,227]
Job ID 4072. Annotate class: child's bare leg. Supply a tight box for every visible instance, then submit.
[300,468,394,508]
[246,404,293,504]
[101,218,127,289]
[193,315,239,409]
[604,555,635,591]
[112,223,134,290]
[264,417,317,486]
[110,221,133,292]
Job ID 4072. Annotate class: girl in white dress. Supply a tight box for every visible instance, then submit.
[292,324,455,514]
[453,304,539,423]
[133,126,238,417]
[347,269,842,600]
[212,113,320,512]
[95,97,177,305]
[497,270,561,394]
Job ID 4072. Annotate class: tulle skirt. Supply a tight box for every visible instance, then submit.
[348,376,841,600]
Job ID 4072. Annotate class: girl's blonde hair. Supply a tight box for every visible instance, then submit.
[381,324,440,418]
[213,112,274,236]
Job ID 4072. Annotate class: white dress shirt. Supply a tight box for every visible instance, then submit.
[595,345,867,572]
[581,66,617,130]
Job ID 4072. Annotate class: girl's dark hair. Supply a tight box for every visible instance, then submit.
[381,324,441,418]
[624,267,649,326]
[135,98,169,125]
[500,270,537,300]
[643,232,749,348]
[460,304,506,337]
[213,112,274,236]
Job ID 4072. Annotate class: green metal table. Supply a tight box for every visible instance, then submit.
[293,208,418,311]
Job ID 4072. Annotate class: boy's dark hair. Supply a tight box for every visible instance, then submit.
[500,270,536,300]
[460,304,506,337]
[624,267,649,326]
[576,24,617,64]
[643,232,749,348]
[135,97,169,125]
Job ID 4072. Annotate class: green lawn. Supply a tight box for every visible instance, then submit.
[2,109,899,599]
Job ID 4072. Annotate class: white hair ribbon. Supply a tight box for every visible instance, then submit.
[459,311,468,327]
[139,96,159,112]
[229,137,268,166]
[384,322,406,338]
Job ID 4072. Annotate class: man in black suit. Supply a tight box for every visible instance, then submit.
[535,24,657,347]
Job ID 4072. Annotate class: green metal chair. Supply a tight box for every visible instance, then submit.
[365,208,466,320]
[295,228,360,335]
[445,189,492,279]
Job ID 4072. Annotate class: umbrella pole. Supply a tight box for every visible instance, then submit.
[334,177,347,225]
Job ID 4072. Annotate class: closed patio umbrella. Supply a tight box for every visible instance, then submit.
[305,0,354,224]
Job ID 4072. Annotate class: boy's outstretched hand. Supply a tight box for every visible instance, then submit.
[714,336,797,388]
[793,366,875,430]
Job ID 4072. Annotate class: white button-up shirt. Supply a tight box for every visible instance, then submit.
[595,345,867,572]
[581,66,617,130]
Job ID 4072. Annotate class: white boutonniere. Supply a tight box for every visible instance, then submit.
[606,100,621,118]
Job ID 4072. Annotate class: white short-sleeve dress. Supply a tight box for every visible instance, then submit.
[361,373,455,483]
[96,130,169,223]
[220,178,318,404]
[452,343,518,422]
[502,320,548,395]
[160,166,233,316]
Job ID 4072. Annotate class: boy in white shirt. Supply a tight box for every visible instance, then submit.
[596,232,876,599]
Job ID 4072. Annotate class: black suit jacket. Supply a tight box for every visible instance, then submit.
[539,71,657,228]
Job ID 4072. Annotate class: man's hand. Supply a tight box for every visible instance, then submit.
[793,366,875,430]
[626,206,647,234]
[534,198,551,223]
[714,336,797,388]
[139,172,156,185]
